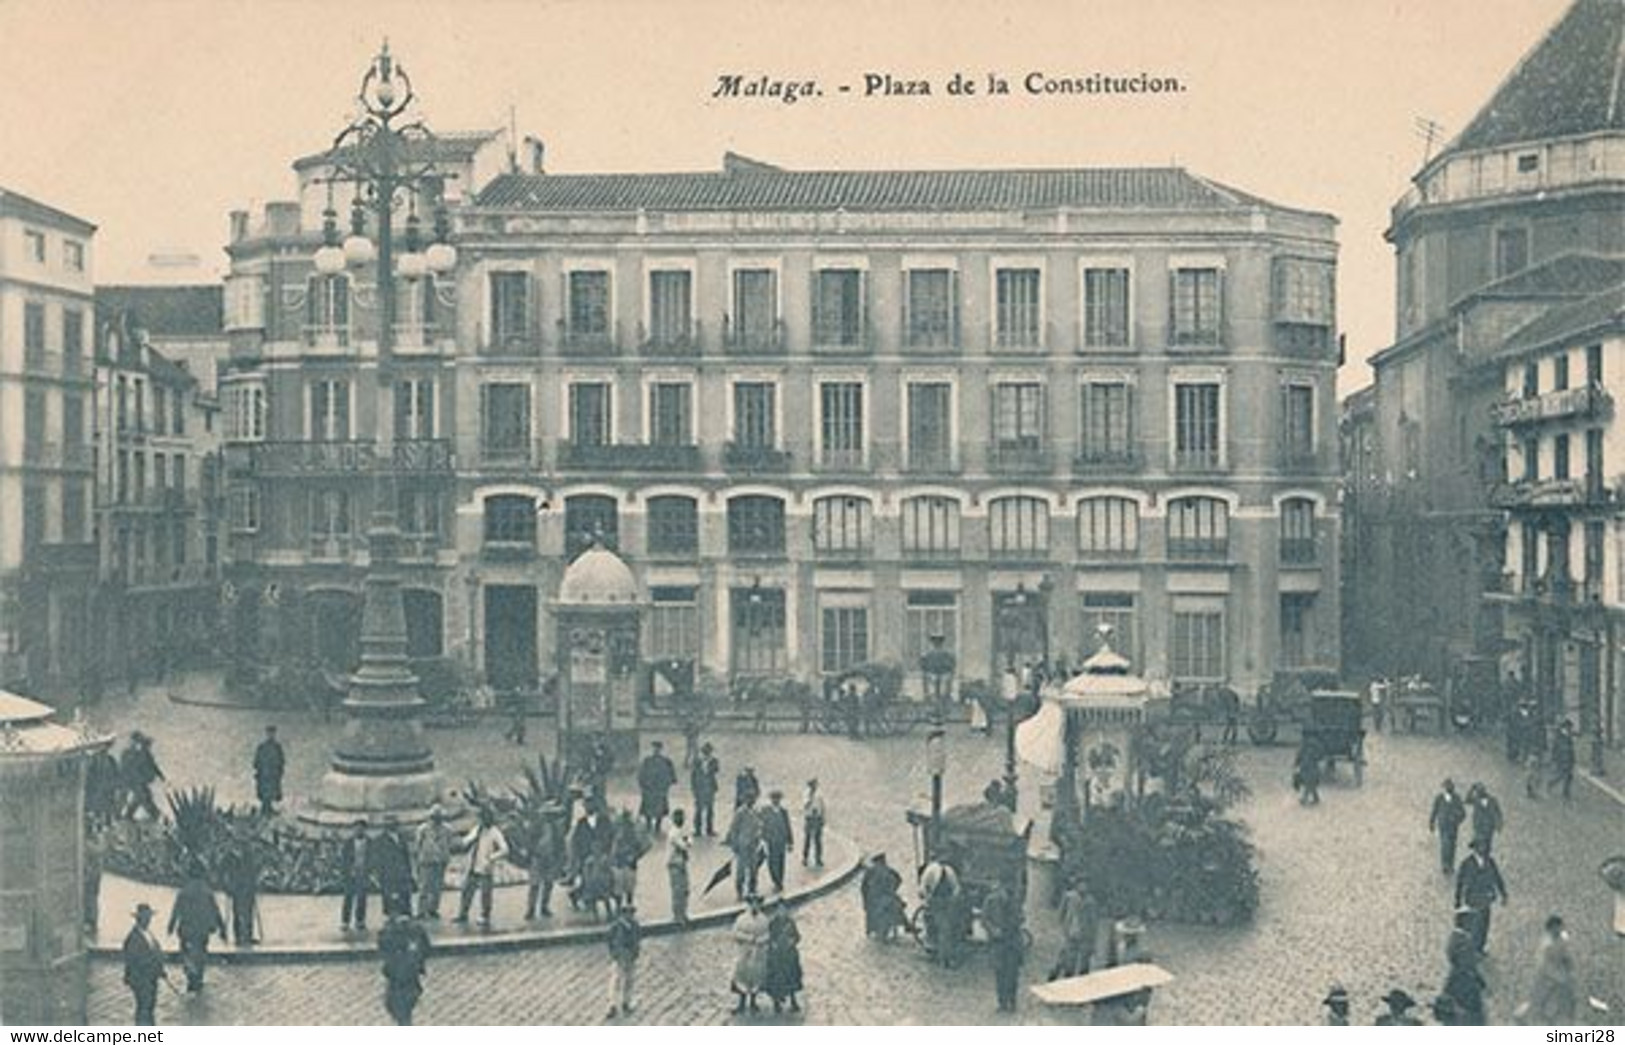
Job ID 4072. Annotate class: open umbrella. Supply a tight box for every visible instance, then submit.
[1014,699,1066,775]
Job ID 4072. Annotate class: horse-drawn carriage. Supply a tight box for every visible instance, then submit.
[1299,690,1367,785]
[905,800,1031,952]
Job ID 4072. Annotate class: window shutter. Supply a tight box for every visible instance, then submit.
[1125,382,1137,446]
[810,268,823,344]
[1215,268,1226,345]
[860,270,871,345]
[900,271,911,345]
[306,277,319,329]
[1168,269,1178,342]
[950,270,961,347]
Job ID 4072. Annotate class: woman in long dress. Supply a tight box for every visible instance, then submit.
[1523,915,1578,1023]
[764,899,804,1013]
[730,895,772,1014]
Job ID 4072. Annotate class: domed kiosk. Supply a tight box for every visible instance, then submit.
[554,542,644,767]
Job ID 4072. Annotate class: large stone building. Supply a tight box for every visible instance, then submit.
[222,138,1342,698]
[0,189,97,695]
[1348,0,1625,744]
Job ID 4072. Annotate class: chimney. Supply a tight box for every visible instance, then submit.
[265,201,301,238]
[229,210,249,243]
[525,136,545,174]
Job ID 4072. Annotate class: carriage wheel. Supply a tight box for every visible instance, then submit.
[1247,714,1279,745]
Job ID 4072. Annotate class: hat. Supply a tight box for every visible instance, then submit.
[1382,989,1417,1011]
[701,742,713,753]
[133,902,155,917]
[1114,917,1146,937]
[1323,984,1349,1007]
[130,730,150,744]
[429,804,446,820]
[769,789,784,799]
[622,903,637,913]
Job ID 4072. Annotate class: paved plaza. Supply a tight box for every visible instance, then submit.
[81,676,1624,1025]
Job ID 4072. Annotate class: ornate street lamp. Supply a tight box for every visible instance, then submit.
[920,632,956,839]
[307,43,457,825]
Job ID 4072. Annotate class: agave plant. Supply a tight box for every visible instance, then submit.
[166,785,220,861]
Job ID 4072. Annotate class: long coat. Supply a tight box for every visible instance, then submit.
[253,739,285,803]
[1527,933,1578,1023]
[731,908,771,991]
[764,909,803,998]
[122,925,165,989]
[167,880,226,943]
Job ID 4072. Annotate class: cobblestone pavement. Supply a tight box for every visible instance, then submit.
[83,679,1624,1025]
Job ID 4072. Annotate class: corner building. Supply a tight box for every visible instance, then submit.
[449,156,1342,695]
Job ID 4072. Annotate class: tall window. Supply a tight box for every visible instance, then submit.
[646,495,698,556]
[305,274,350,344]
[489,271,530,348]
[1077,497,1139,555]
[1585,520,1605,585]
[64,240,85,271]
[730,268,779,350]
[905,269,958,348]
[992,382,1045,456]
[905,591,959,683]
[1167,496,1229,559]
[62,308,83,373]
[733,382,776,449]
[1173,381,1222,470]
[907,382,953,470]
[61,393,84,464]
[994,268,1042,348]
[226,384,265,442]
[647,270,693,348]
[23,303,44,364]
[813,269,866,347]
[1273,258,1333,354]
[1521,434,1539,482]
[1281,383,1315,463]
[61,482,86,544]
[310,490,352,557]
[394,378,435,440]
[649,382,693,447]
[1280,594,1313,668]
[1171,598,1225,681]
[1523,361,1540,397]
[1171,267,1222,345]
[309,380,350,440]
[483,494,536,546]
[900,496,961,556]
[565,494,619,559]
[649,587,700,661]
[1554,433,1571,480]
[819,381,865,468]
[1082,267,1130,347]
[568,382,612,447]
[397,488,441,538]
[229,486,260,533]
[988,496,1049,556]
[21,482,45,551]
[24,229,45,263]
[1586,428,1604,494]
[812,496,872,555]
[1552,354,1570,391]
[1080,592,1137,666]
[480,383,531,461]
[566,270,611,342]
[732,586,786,675]
[727,495,786,555]
[1494,227,1529,278]
[397,274,438,340]
[1586,343,1603,385]
[1079,380,1135,463]
[820,604,871,675]
[1280,498,1317,563]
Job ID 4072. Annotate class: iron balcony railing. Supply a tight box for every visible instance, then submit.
[988,442,1052,473]
[558,442,703,473]
[249,439,453,476]
[723,443,792,474]
[1492,383,1612,427]
[638,319,702,357]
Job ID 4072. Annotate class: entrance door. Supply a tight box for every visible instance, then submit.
[484,585,538,691]
[992,590,1047,675]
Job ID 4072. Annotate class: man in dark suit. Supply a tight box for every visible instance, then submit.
[339,821,376,931]
[252,725,285,816]
[122,902,167,1025]
[378,912,432,1025]
[1428,778,1467,875]
[167,865,227,992]
[1454,838,1508,953]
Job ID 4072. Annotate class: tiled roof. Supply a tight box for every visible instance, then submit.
[1499,283,1625,358]
[1447,0,1625,155]
[95,285,223,339]
[474,165,1302,214]
[1467,253,1625,300]
[293,129,502,172]
[0,187,96,234]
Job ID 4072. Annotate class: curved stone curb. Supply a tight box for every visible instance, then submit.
[88,834,863,965]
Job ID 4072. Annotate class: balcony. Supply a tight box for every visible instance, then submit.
[557,319,622,358]
[723,443,792,474]
[160,488,192,513]
[1168,537,1229,561]
[1172,448,1225,475]
[22,350,86,380]
[722,317,786,356]
[558,442,702,473]
[302,325,351,351]
[988,442,1052,474]
[902,325,960,355]
[904,447,959,475]
[478,444,534,470]
[481,536,537,563]
[1073,448,1143,475]
[815,447,867,473]
[480,326,541,358]
[1280,537,1318,565]
[397,533,444,562]
[813,541,873,564]
[901,546,962,566]
[309,535,356,562]
[638,320,702,357]
[810,323,873,356]
[249,439,454,477]
[1488,476,1615,510]
[1277,447,1321,474]
[391,322,444,352]
[1492,384,1612,427]
[991,320,1052,355]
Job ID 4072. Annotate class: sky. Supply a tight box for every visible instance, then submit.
[0,0,1575,393]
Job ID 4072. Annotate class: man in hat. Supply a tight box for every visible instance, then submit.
[1467,783,1504,855]
[606,901,641,1019]
[252,724,285,816]
[1523,913,1578,1024]
[1429,778,1467,876]
[637,740,678,833]
[1444,921,1488,1025]
[1322,984,1351,1026]
[525,808,566,920]
[218,828,260,946]
[760,789,794,894]
[691,742,720,837]
[666,807,693,925]
[378,911,431,1025]
[374,816,415,919]
[1549,720,1577,801]
[167,863,226,992]
[1455,837,1508,954]
[123,902,167,1025]
[801,778,826,869]
[1048,878,1100,980]
[725,795,764,900]
[120,731,165,822]
[413,806,454,920]
[860,853,904,941]
[983,877,1026,1013]
[735,765,761,810]
[456,806,510,928]
[1375,989,1423,1025]
[339,820,375,932]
